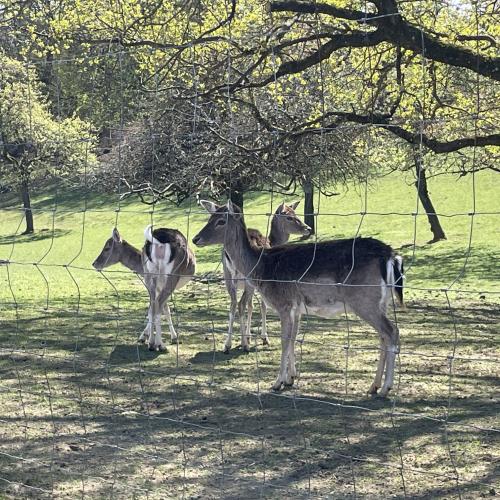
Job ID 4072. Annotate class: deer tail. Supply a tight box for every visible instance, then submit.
[383,254,404,307]
[144,224,153,243]
[393,254,404,306]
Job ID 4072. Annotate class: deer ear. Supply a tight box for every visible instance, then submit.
[112,227,122,243]
[226,199,242,219]
[199,199,218,214]
[144,224,153,243]
[289,200,300,210]
[275,201,285,214]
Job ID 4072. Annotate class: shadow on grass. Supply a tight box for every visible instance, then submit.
[190,344,266,364]
[0,290,498,498]
[108,343,167,364]
[405,246,500,285]
[0,228,70,245]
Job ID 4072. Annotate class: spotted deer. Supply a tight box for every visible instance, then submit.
[200,200,311,353]
[92,227,196,350]
[193,201,404,397]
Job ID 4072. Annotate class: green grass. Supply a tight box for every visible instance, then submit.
[0,171,498,498]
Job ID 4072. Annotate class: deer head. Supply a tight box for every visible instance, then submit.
[193,200,242,247]
[92,228,124,270]
[273,200,311,240]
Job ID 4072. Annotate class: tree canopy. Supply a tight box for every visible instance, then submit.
[0,53,95,232]
[0,0,498,210]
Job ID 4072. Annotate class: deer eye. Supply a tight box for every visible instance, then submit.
[287,216,294,221]
[215,219,226,227]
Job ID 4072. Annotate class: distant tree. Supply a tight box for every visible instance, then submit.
[0,54,95,233]
[97,89,364,218]
[96,97,274,209]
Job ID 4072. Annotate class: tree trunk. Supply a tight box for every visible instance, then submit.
[302,178,315,235]
[414,158,446,243]
[20,180,34,234]
[228,187,244,211]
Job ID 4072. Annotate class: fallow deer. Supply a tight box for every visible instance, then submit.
[193,201,404,397]
[141,225,196,350]
[200,200,311,353]
[92,227,196,350]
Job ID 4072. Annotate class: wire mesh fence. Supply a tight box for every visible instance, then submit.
[0,1,499,498]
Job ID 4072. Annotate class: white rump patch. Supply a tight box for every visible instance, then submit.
[144,243,174,294]
[153,243,166,261]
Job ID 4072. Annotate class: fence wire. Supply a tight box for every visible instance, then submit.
[0,1,499,498]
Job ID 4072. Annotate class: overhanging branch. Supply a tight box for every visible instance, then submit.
[269,0,500,81]
[247,29,386,89]
[315,111,500,153]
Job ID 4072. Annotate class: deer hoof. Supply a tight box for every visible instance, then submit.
[223,345,231,354]
[149,344,166,352]
[368,383,379,395]
[242,345,250,353]
[138,338,146,344]
[284,377,295,387]
[272,381,284,392]
[261,338,270,346]
[377,387,391,398]
[170,338,181,345]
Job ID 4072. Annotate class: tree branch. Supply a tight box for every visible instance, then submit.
[270,1,376,22]
[269,0,500,81]
[247,29,386,89]
[316,111,500,153]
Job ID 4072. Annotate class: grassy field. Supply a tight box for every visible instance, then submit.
[0,171,498,499]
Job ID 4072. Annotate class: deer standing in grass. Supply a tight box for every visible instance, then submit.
[92,227,196,350]
[193,201,404,397]
[200,200,311,353]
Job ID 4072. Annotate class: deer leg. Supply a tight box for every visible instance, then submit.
[140,277,155,345]
[377,314,400,397]
[224,279,238,353]
[284,309,300,387]
[164,303,179,344]
[238,288,252,352]
[272,312,293,391]
[348,299,399,398]
[149,283,176,351]
[379,342,398,397]
[138,305,152,343]
[245,287,254,350]
[148,299,167,352]
[147,280,165,352]
[369,339,387,395]
[260,299,269,346]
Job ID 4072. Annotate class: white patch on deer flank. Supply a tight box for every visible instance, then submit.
[301,302,346,318]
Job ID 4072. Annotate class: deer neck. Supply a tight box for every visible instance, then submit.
[269,216,290,247]
[120,240,143,274]
[224,218,261,278]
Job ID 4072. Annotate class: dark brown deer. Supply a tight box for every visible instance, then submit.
[200,200,311,353]
[193,201,403,397]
